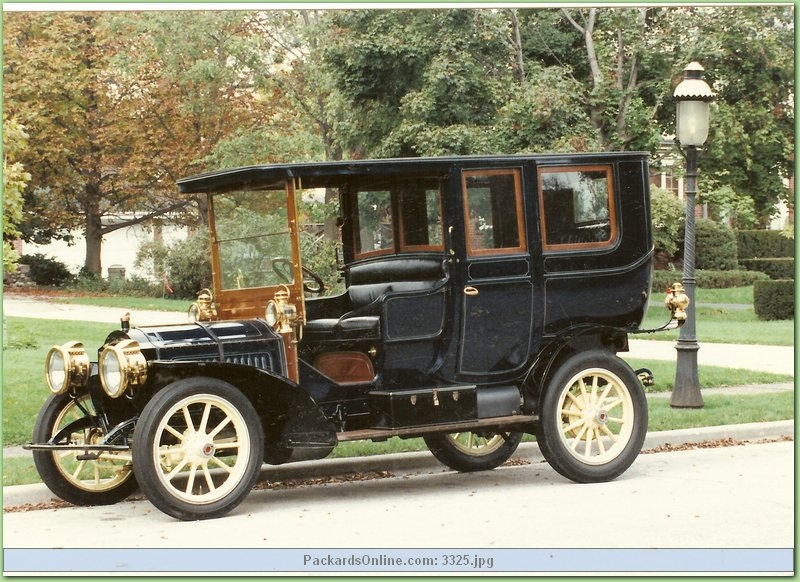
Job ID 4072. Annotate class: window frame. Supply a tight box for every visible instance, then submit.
[352,187,395,260]
[351,179,446,260]
[538,164,618,252]
[462,168,527,257]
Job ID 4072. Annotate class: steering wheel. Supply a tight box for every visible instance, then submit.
[271,258,326,295]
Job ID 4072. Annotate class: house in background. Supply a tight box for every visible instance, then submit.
[19,214,189,280]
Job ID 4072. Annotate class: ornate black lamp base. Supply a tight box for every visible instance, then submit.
[671,341,704,408]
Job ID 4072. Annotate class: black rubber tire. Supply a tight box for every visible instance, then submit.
[32,393,138,506]
[132,378,264,521]
[536,350,648,483]
[424,430,523,472]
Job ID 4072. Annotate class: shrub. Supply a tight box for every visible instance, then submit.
[18,253,74,286]
[136,229,212,299]
[739,258,795,280]
[163,230,212,299]
[650,187,685,258]
[737,230,795,259]
[695,219,738,270]
[753,280,794,320]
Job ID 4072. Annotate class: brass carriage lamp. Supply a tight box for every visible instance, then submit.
[670,61,714,409]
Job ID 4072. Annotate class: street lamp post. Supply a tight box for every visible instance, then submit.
[670,62,714,409]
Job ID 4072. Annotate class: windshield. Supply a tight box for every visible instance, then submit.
[212,189,295,291]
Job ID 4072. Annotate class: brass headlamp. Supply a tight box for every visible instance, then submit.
[45,341,90,395]
[98,339,148,398]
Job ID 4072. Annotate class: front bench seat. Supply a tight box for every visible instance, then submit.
[303,282,389,340]
[303,259,448,342]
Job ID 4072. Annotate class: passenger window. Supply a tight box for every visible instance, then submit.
[539,166,617,251]
[399,187,443,250]
[355,189,393,256]
[463,169,526,255]
[353,178,444,258]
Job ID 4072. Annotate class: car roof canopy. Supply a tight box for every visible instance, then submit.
[176,152,649,194]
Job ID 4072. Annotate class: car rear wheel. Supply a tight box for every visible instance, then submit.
[32,393,138,506]
[424,430,523,472]
[536,350,647,483]
[132,378,264,521]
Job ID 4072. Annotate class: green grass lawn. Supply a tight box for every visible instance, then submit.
[641,303,793,346]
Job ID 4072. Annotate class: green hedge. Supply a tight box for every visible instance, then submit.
[753,279,795,320]
[739,257,795,280]
[738,230,795,259]
[651,269,769,293]
[695,220,738,271]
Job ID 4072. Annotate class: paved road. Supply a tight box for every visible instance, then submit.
[2,439,794,575]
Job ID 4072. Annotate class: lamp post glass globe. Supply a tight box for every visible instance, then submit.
[673,62,713,146]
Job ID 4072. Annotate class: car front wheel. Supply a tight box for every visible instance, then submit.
[536,350,648,483]
[424,430,523,472]
[32,393,138,506]
[132,378,264,521]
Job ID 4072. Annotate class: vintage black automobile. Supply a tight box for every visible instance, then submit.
[29,152,687,520]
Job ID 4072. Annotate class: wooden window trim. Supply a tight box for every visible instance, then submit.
[462,168,527,257]
[538,164,618,252]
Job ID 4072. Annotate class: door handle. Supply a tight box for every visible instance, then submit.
[464,286,479,296]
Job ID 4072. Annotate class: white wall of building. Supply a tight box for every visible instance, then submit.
[23,219,189,280]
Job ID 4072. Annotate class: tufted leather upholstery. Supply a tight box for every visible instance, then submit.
[304,258,447,341]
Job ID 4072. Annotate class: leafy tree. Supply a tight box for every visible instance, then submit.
[3,11,302,275]
[684,6,794,220]
[2,117,30,272]
[323,10,514,157]
[3,12,188,275]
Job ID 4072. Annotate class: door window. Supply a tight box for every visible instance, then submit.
[462,169,526,256]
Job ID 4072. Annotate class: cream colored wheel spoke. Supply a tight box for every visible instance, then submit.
[210,456,234,473]
[185,466,198,494]
[198,403,212,434]
[208,416,232,439]
[166,457,190,480]
[202,466,216,491]
[165,424,184,440]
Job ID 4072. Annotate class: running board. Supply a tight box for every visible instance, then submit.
[336,414,538,443]
[23,443,130,452]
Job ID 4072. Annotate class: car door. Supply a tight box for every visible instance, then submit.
[457,168,534,378]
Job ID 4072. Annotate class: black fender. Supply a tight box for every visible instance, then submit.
[146,361,337,464]
[521,325,629,414]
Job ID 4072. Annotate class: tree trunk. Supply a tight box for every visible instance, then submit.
[82,171,105,275]
[84,206,103,276]
[509,9,525,83]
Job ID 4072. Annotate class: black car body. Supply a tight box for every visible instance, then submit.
[29,153,687,520]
